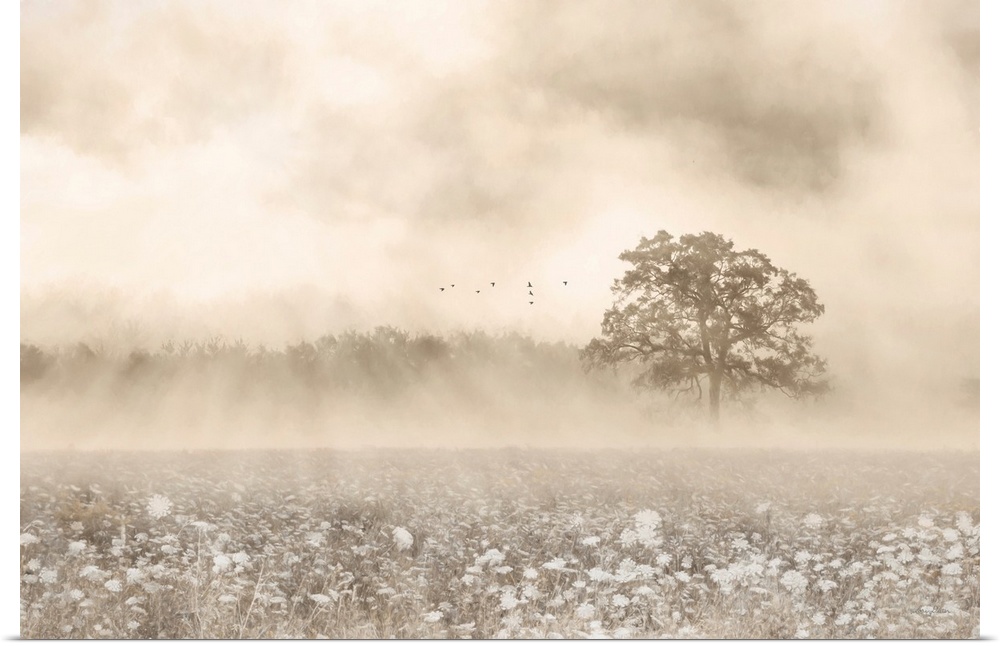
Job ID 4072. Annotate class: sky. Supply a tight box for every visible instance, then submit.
[19,0,980,414]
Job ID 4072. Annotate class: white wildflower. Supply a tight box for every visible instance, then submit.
[795,628,809,638]
[67,541,86,556]
[755,502,772,514]
[811,612,826,625]
[219,594,237,603]
[803,513,823,528]
[79,565,104,581]
[942,528,960,542]
[587,567,613,582]
[611,594,630,608]
[918,514,935,528]
[40,568,58,584]
[476,549,505,567]
[212,554,232,573]
[392,527,414,551]
[232,551,250,565]
[941,563,962,576]
[542,557,567,570]
[104,579,122,592]
[423,610,443,623]
[310,593,332,605]
[917,548,940,564]
[635,563,655,579]
[522,567,538,580]
[956,512,975,534]
[160,544,178,555]
[125,567,145,584]
[945,543,964,560]
[581,536,601,547]
[20,533,39,546]
[619,527,639,547]
[146,495,173,519]
[710,567,735,589]
[576,603,596,619]
[499,591,518,610]
[780,570,808,595]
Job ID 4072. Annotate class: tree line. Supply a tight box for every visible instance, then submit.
[20,328,602,401]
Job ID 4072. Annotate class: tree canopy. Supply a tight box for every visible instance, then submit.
[583,231,828,425]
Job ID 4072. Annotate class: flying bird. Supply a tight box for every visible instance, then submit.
[491,282,495,287]
[439,287,445,291]
[529,301,534,305]
[563,281,568,285]
[451,284,455,288]
[529,291,533,296]
[527,282,532,288]
[476,290,480,294]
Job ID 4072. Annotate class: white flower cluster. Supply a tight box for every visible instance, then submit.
[780,570,809,596]
[620,509,663,549]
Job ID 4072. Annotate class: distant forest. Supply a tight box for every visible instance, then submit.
[21,328,679,448]
[20,327,603,396]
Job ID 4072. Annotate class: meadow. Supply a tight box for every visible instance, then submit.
[20,448,979,638]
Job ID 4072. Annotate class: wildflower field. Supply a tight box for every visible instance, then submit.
[20,448,979,638]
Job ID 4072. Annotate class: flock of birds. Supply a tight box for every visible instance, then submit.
[438,281,568,305]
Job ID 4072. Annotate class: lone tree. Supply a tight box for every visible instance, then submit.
[583,231,828,426]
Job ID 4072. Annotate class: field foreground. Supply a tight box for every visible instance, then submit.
[20,448,979,638]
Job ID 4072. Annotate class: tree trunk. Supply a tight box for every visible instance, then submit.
[708,370,722,429]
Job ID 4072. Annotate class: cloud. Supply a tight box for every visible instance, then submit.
[492,0,885,192]
[22,1,294,161]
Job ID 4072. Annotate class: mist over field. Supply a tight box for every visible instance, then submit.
[20,0,979,452]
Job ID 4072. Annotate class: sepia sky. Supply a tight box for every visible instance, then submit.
[20,0,980,404]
